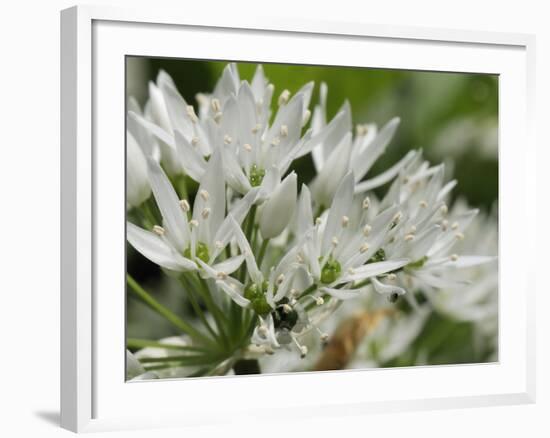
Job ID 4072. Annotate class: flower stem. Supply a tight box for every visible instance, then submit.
[298,283,318,299]
[257,238,270,268]
[179,276,221,344]
[126,274,214,347]
[127,338,209,353]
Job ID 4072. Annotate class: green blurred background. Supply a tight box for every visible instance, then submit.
[126,57,498,365]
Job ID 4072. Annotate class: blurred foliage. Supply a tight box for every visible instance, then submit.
[126,57,499,366]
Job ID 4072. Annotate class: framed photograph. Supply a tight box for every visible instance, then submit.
[60,5,536,433]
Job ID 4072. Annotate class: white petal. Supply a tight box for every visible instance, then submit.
[148,81,172,132]
[237,82,258,146]
[264,94,304,152]
[222,147,251,194]
[371,276,407,296]
[311,132,353,208]
[128,111,175,148]
[321,171,355,254]
[174,131,207,182]
[296,184,314,237]
[147,158,189,250]
[193,149,225,245]
[126,132,151,208]
[436,255,497,270]
[259,172,298,239]
[215,280,250,307]
[212,254,246,275]
[311,101,351,172]
[228,216,263,285]
[320,286,365,300]
[353,117,400,181]
[213,63,240,100]
[211,189,260,260]
[159,80,195,136]
[250,64,268,101]
[338,259,410,284]
[258,166,280,201]
[355,150,417,193]
[127,222,195,271]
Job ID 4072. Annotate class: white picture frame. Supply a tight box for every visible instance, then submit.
[60,4,536,433]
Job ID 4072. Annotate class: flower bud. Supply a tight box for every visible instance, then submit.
[126,131,151,209]
[259,173,297,239]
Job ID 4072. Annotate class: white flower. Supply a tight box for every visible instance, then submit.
[309,82,416,206]
[423,203,498,332]
[127,150,255,298]
[124,63,498,371]
[129,65,339,201]
[296,173,409,297]
[371,157,496,303]
[218,217,314,353]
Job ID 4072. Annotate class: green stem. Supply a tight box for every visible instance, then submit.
[126,274,214,347]
[127,338,209,353]
[239,205,257,282]
[298,283,318,299]
[142,199,159,226]
[138,354,222,366]
[257,238,270,268]
[179,276,220,344]
[195,275,231,349]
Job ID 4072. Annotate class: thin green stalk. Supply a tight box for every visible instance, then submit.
[257,238,270,268]
[142,200,159,226]
[239,205,257,282]
[138,354,222,366]
[176,175,189,203]
[126,274,214,347]
[297,283,318,299]
[194,274,231,349]
[127,338,209,353]
[179,276,221,344]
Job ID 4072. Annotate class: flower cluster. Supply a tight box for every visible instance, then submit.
[126,63,496,376]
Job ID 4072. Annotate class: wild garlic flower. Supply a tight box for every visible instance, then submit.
[296,173,409,299]
[129,64,335,199]
[125,63,497,374]
[425,202,498,338]
[127,150,253,288]
[126,97,157,209]
[365,155,496,306]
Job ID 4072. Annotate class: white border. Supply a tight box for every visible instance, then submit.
[60,5,536,433]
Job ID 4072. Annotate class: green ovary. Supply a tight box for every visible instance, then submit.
[249,164,265,187]
[320,256,342,284]
[369,248,386,263]
[244,281,271,316]
[407,256,428,269]
[183,241,210,264]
